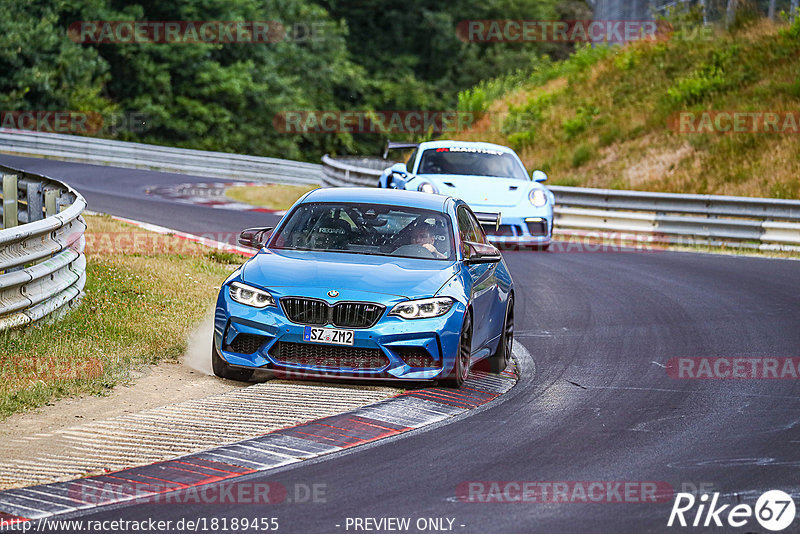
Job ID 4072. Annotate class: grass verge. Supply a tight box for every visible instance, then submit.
[225,183,319,210]
[0,214,244,420]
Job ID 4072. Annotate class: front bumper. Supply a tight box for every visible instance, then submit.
[214,290,466,382]
[477,214,553,247]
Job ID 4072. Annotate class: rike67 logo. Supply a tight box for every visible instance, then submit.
[668,490,796,531]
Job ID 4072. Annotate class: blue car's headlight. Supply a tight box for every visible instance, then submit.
[389,297,454,319]
[229,282,275,308]
[418,181,438,194]
[529,189,547,207]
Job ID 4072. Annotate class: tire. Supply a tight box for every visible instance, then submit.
[441,311,472,389]
[211,340,254,382]
[488,296,514,374]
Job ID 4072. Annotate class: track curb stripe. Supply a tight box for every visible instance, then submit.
[0,365,516,526]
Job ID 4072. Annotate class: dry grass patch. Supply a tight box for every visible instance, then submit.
[225,183,319,210]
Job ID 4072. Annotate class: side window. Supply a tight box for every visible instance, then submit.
[468,212,489,245]
[456,207,477,254]
[406,148,418,173]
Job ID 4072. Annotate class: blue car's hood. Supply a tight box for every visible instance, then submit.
[415,174,532,207]
[241,249,458,300]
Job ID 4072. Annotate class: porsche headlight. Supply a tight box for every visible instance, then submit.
[418,181,438,194]
[529,189,547,207]
[229,282,275,308]
[389,297,454,319]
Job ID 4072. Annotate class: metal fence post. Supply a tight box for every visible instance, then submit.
[3,174,18,229]
[26,180,44,222]
[45,188,59,217]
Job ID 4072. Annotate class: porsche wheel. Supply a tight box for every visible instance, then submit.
[442,311,472,389]
[488,296,514,373]
[212,341,254,382]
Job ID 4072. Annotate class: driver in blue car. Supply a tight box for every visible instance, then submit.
[410,223,447,259]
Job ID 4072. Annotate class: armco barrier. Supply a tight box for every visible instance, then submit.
[321,155,800,249]
[0,164,86,330]
[0,130,321,185]
[321,155,384,188]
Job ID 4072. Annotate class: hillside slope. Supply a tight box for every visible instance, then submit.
[454,17,800,199]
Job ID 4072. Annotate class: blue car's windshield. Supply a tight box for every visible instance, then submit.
[270,202,456,261]
[417,147,528,180]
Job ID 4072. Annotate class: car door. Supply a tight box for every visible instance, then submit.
[457,206,499,353]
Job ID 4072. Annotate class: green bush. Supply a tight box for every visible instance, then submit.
[599,127,621,147]
[457,87,488,114]
[562,105,600,140]
[571,144,593,168]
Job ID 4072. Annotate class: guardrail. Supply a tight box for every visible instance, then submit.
[321,155,800,250]
[0,130,321,185]
[0,164,86,330]
[321,155,385,187]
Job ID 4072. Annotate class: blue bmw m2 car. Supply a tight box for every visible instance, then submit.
[212,188,514,388]
[379,140,554,250]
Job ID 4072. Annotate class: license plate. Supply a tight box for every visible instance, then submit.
[303,326,354,346]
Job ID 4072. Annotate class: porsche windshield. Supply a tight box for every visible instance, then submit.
[270,203,456,261]
[417,147,529,180]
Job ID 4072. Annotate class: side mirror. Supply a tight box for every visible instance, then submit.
[238,227,273,249]
[532,170,548,182]
[389,162,409,189]
[463,241,502,264]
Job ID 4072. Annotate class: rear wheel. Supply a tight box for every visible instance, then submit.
[212,341,254,381]
[441,312,472,389]
[488,296,514,373]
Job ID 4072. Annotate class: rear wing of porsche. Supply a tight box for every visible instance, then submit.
[474,212,502,232]
[383,141,419,159]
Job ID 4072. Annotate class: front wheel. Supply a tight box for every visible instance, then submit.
[488,296,514,373]
[441,312,472,389]
[212,341,254,381]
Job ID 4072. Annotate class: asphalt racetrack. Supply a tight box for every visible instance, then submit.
[3,155,799,533]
